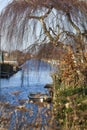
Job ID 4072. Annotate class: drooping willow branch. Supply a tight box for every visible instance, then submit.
[0,0,87,50]
[28,6,55,43]
[66,12,81,34]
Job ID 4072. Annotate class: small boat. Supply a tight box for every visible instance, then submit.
[28,93,52,103]
[44,84,53,89]
[44,84,54,98]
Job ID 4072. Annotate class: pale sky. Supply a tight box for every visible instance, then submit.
[0,0,86,51]
[0,0,12,12]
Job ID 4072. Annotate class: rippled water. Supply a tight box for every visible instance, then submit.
[0,59,55,105]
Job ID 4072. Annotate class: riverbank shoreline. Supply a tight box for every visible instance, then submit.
[0,63,21,78]
[0,100,60,130]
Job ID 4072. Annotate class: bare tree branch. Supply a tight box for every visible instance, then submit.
[66,12,81,34]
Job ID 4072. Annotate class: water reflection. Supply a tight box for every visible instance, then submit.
[0,59,55,104]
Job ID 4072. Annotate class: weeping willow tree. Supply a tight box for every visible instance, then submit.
[0,0,87,86]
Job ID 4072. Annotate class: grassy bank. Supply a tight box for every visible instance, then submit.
[53,80,87,130]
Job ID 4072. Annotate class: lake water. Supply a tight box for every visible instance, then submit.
[0,59,55,105]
